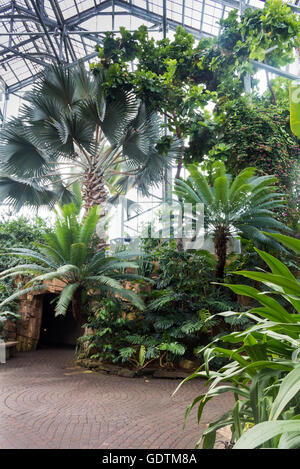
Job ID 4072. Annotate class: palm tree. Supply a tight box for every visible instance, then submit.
[174,161,289,279]
[0,65,178,248]
[0,203,145,326]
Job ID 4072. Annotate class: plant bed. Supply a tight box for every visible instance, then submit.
[75,358,196,379]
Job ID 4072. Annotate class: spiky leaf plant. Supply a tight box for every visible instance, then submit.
[0,203,145,325]
[174,161,288,278]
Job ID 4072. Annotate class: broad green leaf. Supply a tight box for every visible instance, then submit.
[221,283,292,322]
[269,366,300,421]
[234,271,300,297]
[234,420,300,449]
[265,233,300,255]
[255,248,295,280]
[214,176,229,205]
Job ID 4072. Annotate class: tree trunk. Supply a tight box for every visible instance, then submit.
[214,227,229,280]
[175,126,185,252]
[264,59,276,105]
[82,164,108,251]
[71,286,87,327]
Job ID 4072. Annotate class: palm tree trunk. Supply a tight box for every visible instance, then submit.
[82,165,107,250]
[71,286,86,326]
[214,227,229,280]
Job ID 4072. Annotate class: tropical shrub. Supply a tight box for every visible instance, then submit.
[175,233,300,449]
[80,297,190,369]
[81,239,252,369]
[143,243,249,339]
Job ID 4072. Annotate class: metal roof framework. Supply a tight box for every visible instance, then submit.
[0,0,299,237]
[0,0,299,103]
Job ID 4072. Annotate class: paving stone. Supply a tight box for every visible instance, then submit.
[0,348,234,449]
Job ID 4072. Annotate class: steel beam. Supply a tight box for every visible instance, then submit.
[163,0,167,39]
[49,0,77,62]
[181,0,185,26]
[251,60,299,80]
[30,0,61,62]
[200,0,206,34]
[114,0,213,39]
[0,43,50,66]
[7,50,99,93]
[67,0,113,27]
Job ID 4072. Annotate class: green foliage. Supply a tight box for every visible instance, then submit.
[92,1,300,190]
[80,297,187,368]
[93,24,216,140]
[81,239,251,369]
[260,76,291,109]
[95,1,300,103]
[217,100,299,192]
[0,214,51,314]
[241,0,300,66]
[218,100,300,230]
[146,243,248,357]
[175,234,300,449]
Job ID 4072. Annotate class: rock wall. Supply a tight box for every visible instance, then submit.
[16,295,43,351]
[14,279,65,352]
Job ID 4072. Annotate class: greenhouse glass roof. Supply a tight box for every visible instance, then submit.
[1,0,299,97]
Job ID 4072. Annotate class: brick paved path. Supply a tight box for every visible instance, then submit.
[0,348,234,449]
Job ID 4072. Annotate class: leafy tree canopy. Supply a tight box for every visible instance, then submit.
[91,0,300,180]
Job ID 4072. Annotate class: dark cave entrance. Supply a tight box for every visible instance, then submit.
[38,293,82,348]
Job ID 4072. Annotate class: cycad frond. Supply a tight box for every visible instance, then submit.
[175,162,288,249]
[186,164,214,205]
[78,205,99,245]
[0,204,145,321]
[55,283,80,316]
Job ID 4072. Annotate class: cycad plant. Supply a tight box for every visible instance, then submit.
[175,233,300,449]
[0,65,178,247]
[174,161,288,279]
[0,203,145,325]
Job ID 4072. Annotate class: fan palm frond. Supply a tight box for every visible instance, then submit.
[0,65,178,213]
